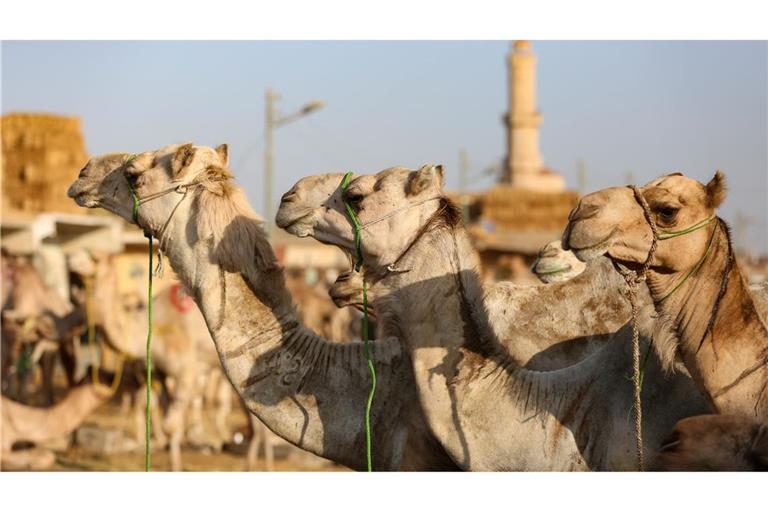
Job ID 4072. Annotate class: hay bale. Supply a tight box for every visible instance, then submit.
[480,185,579,231]
[2,113,88,215]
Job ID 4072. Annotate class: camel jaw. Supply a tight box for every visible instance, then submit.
[277,212,317,238]
[563,225,616,262]
[532,263,572,283]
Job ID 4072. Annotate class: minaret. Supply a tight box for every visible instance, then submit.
[503,41,564,192]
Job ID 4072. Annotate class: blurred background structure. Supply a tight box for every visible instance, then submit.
[1,40,766,470]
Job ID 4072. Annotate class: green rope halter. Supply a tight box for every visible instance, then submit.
[340,171,376,472]
[125,161,155,472]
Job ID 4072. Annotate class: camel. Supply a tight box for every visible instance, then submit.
[652,414,768,470]
[286,273,357,343]
[531,241,586,283]
[68,248,276,470]
[562,172,768,416]
[1,254,85,403]
[1,381,112,470]
[562,171,768,470]
[275,166,716,470]
[67,144,459,471]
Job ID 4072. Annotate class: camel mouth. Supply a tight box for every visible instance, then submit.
[532,263,572,276]
[276,209,316,237]
[67,180,99,208]
[565,227,616,262]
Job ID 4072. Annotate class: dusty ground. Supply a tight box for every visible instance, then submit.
[5,388,348,472]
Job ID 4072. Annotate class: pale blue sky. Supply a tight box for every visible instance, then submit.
[2,41,766,252]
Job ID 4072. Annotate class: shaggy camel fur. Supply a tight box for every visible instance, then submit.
[68,144,458,471]
[276,166,711,470]
[563,171,768,469]
[1,382,111,470]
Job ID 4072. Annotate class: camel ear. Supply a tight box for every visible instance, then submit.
[171,143,196,177]
[705,170,726,208]
[751,424,768,468]
[215,144,229,166]
[407,164,444,196]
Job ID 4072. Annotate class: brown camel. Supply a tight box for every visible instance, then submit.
[563,172,768,419]
[1,381,111,470]
[68,144,458,471]
[653,414,768,470]
[276,166,712,469]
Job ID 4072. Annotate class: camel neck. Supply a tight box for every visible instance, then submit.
[651,222,768,417]
[153,196,412,470]
[89,268,145,359]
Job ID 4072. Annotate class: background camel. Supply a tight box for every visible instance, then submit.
[531,241,586,283]
[67,248,276,470]
[68,143,458,471]
[1,253,85,404]
[276,165,710,469]
[2,380,111,470]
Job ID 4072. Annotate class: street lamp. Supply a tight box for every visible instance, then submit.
[264,88,324,234]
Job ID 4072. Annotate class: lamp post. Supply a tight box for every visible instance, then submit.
[264,88,324,234]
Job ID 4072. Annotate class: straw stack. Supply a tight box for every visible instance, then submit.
[2,113,88,215]
[480,184,579,231]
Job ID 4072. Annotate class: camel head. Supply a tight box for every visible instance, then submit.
[68,143,231,231]
[531,241,586,284]
[655,414,768,471]
[67,249,98,278]
[563,171,726,275]
[67,152,134,219]
[277,164,448,271]
[328,270,376,314]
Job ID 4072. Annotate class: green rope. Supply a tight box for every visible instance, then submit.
[144,233,153,472]
[657,215,715,240]
[340,171,376,472]
[127,174,154,472]
[657,219,718,304]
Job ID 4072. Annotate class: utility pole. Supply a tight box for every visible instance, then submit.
[459,148,469,194]
[459,148,470,223]
[577,159,587,195]
[264,88,276,235]
[263,88,324,235]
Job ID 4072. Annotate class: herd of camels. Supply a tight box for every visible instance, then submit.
[7,140,767,471]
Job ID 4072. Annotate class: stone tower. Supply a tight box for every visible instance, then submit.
[503,41,564,192]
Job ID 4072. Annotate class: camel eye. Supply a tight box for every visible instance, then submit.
[344,192,364,210]
[658,206,678,223]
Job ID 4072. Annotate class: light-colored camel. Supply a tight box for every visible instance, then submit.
[562,171,768,469]
[68,249,275,470]
[563,172,768,415]
[1,382,111,470]
[1,254,84,403]
[286,274,357,343]
[531,241,586,283]
[67,144,458,471]
[276,166,711,470]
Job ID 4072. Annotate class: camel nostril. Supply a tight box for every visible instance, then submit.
[570,203,600,222]
[280,189,299,204]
